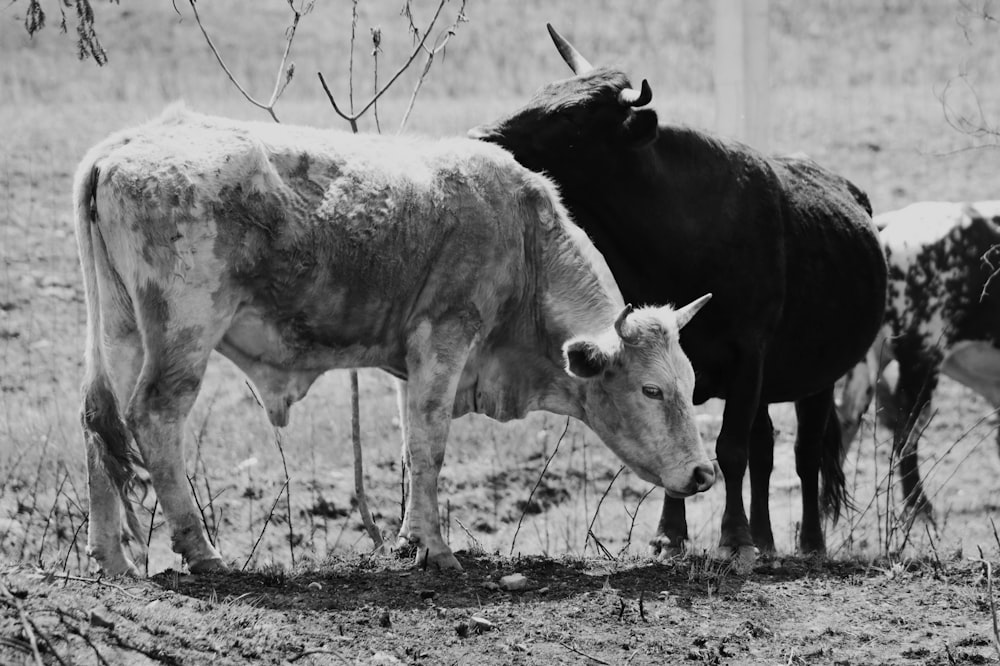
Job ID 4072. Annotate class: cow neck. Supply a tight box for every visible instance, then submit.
[456,207,620,424]
[534,211,622,418]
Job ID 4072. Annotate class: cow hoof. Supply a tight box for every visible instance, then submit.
[101,560,141,578]
[716,544,757,568]
[416,548,463,572]
[649,536,686,561]
[89,548,140,578]
[188,557,227,574]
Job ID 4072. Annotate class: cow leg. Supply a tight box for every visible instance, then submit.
[793,387,836,554]
[83,328,144,576]
[397,317,477,571]
[748,405,776,554]
[651,497,688,558]
[716,352,765,563]
[125,321,223,573]
[893,358,938,519]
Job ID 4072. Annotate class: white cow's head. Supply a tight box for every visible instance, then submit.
[563,295,715,497]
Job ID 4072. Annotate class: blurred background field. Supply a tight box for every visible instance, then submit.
[1,0,999,575]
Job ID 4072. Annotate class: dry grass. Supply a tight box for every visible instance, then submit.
[2,0,1000,577]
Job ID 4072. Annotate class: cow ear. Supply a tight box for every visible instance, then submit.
[564,338,613,378]
[623,109,658,148]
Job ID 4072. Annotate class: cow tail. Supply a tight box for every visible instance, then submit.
[820,409,853,523]
[75,159,148,552]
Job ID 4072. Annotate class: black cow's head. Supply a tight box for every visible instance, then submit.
[469,24,660,176]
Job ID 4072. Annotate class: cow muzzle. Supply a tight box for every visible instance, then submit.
[663,460,716,498]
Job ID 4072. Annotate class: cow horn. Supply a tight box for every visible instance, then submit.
[619,79,653,107]
[614,304,640,344]
[547,23,594,75]
[674,294,712,330]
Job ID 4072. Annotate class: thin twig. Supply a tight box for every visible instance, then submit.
[289,647,349,664]
[187,475,215,548]
[925,523,945,575]
[242,477,290,572]
[970,549,1000,662]
[510,418,570,556]
[187,0,304,122]
[371,26,382,133]
[559,641,611,665]
[145,498,158,577]
[0,580,61,666]
[398,0,467,132]
[60,515,87,573]
[348,0,359,114]
[317,0,449,125]
[35,570,145,601]
[619,486,656,557]
[585,465,624,558]
[36,467,70,567]
[272,429,296,567]
[351,371,383,550]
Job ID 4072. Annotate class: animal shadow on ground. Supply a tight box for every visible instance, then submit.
[150,552,852,614]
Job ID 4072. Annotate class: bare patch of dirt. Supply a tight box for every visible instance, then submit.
[1,554,996,665]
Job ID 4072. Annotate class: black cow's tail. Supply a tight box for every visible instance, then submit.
[75,158,148,555]
[820,409,852,523]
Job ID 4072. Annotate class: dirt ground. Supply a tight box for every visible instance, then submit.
[4,0,1000,664]
[2,553,998,665]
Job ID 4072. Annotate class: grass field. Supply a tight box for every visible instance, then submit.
[2,1,1000,662]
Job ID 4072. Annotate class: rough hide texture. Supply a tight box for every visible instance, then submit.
[471,50,888,559]
[74,105,714,575]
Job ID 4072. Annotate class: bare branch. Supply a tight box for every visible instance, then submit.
[371,26,383,133]
[349,0,360,114]
[510,418,570,556]
[398,0,468,132]
[317,0,450,126]
[585,465,624,559]
[242,477,290,572]
[187,0,307,122]
[351,372,384,551]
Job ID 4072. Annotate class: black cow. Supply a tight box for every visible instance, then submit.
[470,26,888,559]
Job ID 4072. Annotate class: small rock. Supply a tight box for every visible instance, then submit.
[499,574,529,591]
[89,607,115,630]
[470,616,496,634]
[481,581,500,591]
[369,652,404,665]
[379,610,391,628]
[536,586,550,594]
[307,581,323,591]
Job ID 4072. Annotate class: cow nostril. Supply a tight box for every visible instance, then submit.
[693,463,715,492]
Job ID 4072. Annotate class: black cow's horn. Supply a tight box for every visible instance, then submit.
[614,304,640,344]
[619,79,653,107]
[547,23,594,75]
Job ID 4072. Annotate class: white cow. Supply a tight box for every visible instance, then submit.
[838,201,1000,517]
[75,105,715,575]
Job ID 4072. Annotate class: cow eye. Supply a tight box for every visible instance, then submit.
[642,385,663,400]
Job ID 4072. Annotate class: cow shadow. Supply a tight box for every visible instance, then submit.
[149,551,873,614]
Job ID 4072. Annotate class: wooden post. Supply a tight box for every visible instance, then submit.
[714,0,770,150]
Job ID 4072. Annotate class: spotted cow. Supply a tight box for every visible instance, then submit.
[75,105,716,575]
[838,201,1000,517]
